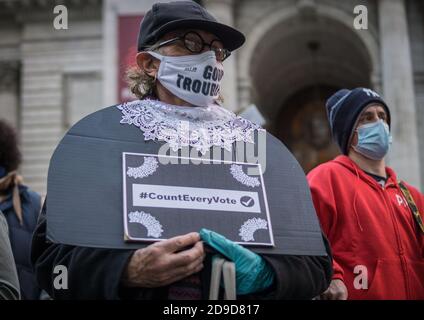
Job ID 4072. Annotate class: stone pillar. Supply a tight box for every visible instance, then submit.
[102,0,119,106]
[378,0,421,187]
[0,61,19,128]
[203,0,238,112]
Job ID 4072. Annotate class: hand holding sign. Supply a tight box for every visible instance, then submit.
[121,232,205,288]
[200,228,275,295]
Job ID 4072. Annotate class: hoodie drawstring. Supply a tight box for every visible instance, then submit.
[352,165,364,232]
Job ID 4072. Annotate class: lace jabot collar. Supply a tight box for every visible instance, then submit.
[117,99,263,155]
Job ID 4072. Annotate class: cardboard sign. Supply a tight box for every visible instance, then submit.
[123,152,274,246]
[46,105,327,256]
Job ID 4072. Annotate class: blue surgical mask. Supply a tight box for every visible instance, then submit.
[353,119,392,160]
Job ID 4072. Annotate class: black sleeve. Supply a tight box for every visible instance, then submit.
[0,211,20,300]
[242,234,333,300]
[30,201,161,300]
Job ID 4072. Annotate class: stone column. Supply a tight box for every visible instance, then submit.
[0,61,19,128]
[378,0,421,187]
[203,0,238,112]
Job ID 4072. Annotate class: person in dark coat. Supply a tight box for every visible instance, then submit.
[0,119,42,300]
[31,1,333,300]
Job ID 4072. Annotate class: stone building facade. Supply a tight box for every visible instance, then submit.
[0,0,423,194]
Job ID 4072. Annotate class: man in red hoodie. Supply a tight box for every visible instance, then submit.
[308,87,424,300]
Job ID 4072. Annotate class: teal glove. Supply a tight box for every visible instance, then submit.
[200,228,275,295]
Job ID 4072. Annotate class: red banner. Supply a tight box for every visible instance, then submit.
[118,15,144,103]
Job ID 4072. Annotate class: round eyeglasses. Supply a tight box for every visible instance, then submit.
[148,31,231,62]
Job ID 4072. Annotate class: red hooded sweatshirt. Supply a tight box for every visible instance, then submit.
[307,155,424,300]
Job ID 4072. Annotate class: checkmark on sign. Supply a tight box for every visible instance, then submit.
[240,196,255,208]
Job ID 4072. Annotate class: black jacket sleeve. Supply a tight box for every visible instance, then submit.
[240,235,333,300]
[259,235,333,299]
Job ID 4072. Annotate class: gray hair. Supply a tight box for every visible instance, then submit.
[125,43,163,100]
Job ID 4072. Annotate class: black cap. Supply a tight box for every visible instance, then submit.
[137,1,245,52]
[325,87,391,154]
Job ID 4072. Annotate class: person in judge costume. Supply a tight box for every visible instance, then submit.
[31,1,332,299]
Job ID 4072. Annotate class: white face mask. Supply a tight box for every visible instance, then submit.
[148,51,224,107]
